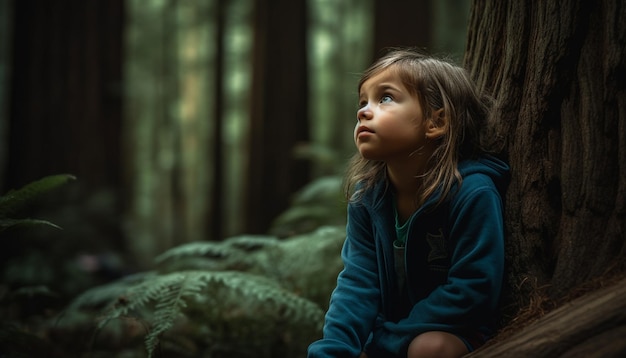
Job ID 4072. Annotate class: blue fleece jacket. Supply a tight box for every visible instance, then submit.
[308,156,509,358]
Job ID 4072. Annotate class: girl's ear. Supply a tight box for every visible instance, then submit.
[425,108,448,140]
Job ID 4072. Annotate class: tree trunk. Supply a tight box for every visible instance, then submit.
[373,0,432,56]
[123,1,217,266]
[0,0,13,191]
[464,0,626,354]
[6,0,124,193]
[210,0,226,241]
[469,276,626,357]
[245,0,310,234]
[465,0,626,312]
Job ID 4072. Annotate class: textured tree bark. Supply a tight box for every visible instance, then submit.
[463,0,626,355]
[468,277,626,357]
[465,0,626,310]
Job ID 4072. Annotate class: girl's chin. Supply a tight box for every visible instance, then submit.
[357,151,380,161]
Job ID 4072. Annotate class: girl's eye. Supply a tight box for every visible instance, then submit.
[380,95,393,103]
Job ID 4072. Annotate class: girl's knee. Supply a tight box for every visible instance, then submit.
[407,331,468,358]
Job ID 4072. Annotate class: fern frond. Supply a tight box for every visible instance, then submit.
[154,241,235,264]
[0,174,76,217]
[0,218,62,232]
[93,271,221,357]
[144,273,205,357]
[8,285,59,299]
[66,271,157,312]
[196,270,324,324]
[66,270,324,358]
[225,235,279,251]
[154,235,278,264]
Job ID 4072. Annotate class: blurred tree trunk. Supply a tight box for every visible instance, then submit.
[245,0,310,234]
[307,0,374,177]
[6,0,124,193]
[210,0,226,241]
[0,0,13,191]
[123,0,216,267]
[464,0,626,351]
[372,0,432,56]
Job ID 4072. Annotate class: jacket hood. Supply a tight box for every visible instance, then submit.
[457,154,510,196]
[365,155,510,210]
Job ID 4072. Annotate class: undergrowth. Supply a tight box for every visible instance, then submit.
[62,269,324,357]
[1,175,343,357]
[0,174,76,232]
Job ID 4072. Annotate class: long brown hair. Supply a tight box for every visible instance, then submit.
[344,48,494,207]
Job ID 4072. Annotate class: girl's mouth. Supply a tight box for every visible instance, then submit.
[356,126,374,136]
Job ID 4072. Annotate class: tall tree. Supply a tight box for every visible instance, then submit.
[123,1,216,266]
[372,0,432,56]
[464,0,625,354]
[307,0,374,177]
[210,0,227,241]
[0,0,13,190]
[6,0,124,193]
[245,0,310,234]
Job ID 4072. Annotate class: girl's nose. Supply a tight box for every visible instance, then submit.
[357,103,371,121]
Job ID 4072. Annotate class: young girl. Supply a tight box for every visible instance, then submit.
[307,49,509,358]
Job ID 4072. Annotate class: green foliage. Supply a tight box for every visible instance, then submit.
[155,235,279,264]
[269,176,346,237]
[65,269,324,358]
[0,175,342,357]
[56,225,345,357]
[0,174,79,357]
[153,235,282,278]
[154,226,345,311]
[0,174,76,232]
[7,285,59,301]
[65,271,156,311]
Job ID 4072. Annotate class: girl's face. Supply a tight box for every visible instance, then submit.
[355,68,430,162]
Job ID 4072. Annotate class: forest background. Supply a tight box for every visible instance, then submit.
[0,0,473,357]
[1,0,625,357]
[0,0,468,265]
